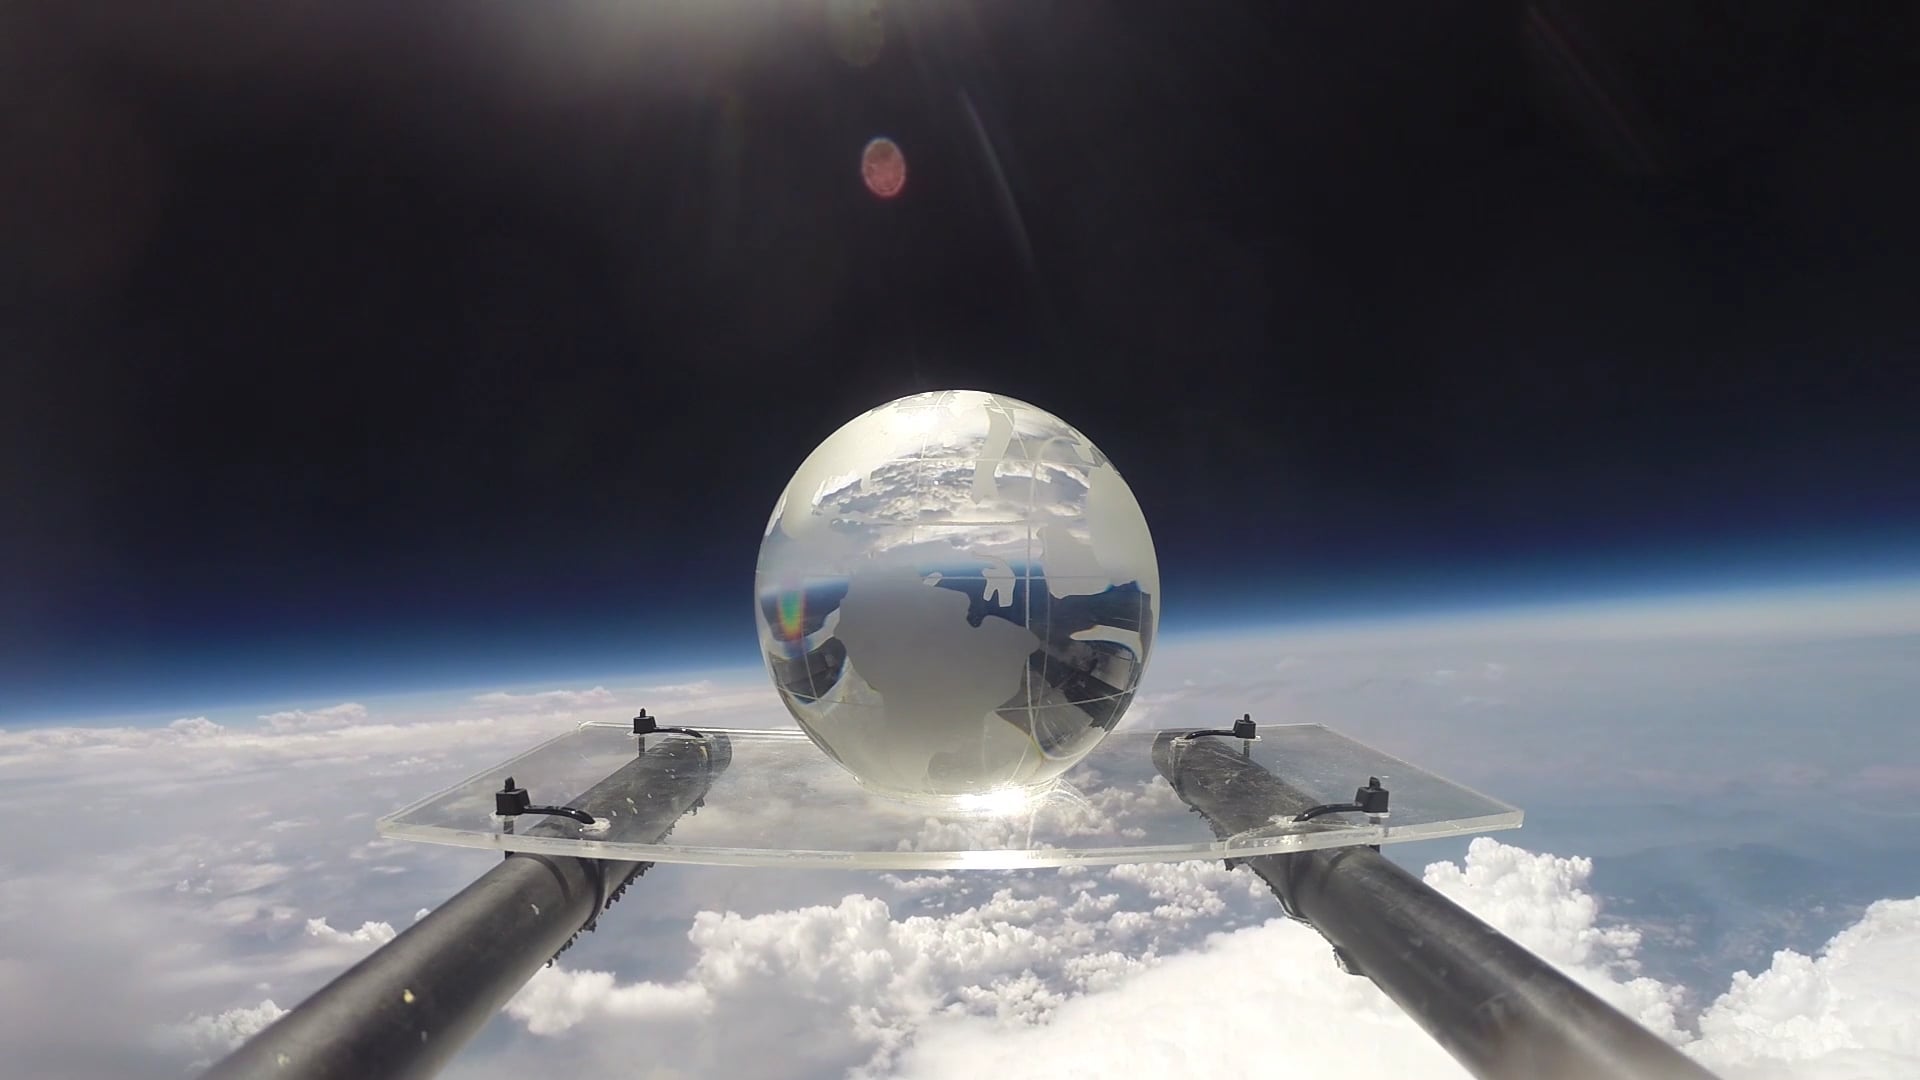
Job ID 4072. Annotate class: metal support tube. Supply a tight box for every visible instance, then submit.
[1152,732,1718,1080]
[203,733,730,1080]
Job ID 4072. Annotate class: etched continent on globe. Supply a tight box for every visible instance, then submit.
[755,390,1159,801]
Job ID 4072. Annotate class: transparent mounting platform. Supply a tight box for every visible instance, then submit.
[377,724,1520,870]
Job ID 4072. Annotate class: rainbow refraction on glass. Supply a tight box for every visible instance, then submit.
[775,590,806,641]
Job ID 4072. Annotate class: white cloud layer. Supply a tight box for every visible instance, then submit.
[176,998,288,1062]
[1694,898,1920,1076]
[2,594,1915,1080]
[468,838,1918,1080]
[304,916,399,947]
[259,701,369,732]
[470,686,618,711]
[506,968,712,1035]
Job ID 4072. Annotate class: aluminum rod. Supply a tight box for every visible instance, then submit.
[203,732,730,1080]
[1152,732,1718,1080]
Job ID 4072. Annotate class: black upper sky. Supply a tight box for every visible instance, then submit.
[4,1,1918,716]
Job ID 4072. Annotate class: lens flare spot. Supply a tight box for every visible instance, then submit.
[861,137,907,199]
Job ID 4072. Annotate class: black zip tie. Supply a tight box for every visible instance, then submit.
[1177,713,1258,742]
[632,709,707,741]
[494,777,596,826]
[1294,776,1390,822]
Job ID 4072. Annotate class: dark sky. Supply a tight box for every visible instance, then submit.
[4,1,1918,718]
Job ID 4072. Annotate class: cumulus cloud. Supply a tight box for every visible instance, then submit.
[259,701,369,732]
[1424,839,1685,1037]
[0,685,605,1077]
[455,677,787,727]
[168,715,225,737]
[470,686,618,711]
[641,680,719,697]
[304,917,398,947]
[881,840,1917,1080]
[468,839,1920,1080]
[1695,898,1920,1076]
[894,918,1459,1080]
[176,998,287,1062]
[881,874,960,898]
[160,907,433,1070]
[483,863,1270,1080]
[1105,858,1265,924]
[505,967,711,1035]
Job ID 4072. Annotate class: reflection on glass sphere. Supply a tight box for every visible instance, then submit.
[756,389,1159,802]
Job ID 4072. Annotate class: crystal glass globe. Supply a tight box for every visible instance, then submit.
[756,389,1159,802]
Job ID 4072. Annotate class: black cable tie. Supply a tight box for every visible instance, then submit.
[1293,800,1365,822]
[1177,714,1259,742]
[494,777,596,825]
[1294,777,1389,822]
[632,710,707,740]
[525,803,596,825]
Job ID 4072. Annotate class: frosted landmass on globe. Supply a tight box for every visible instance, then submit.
[755,389,1159,801]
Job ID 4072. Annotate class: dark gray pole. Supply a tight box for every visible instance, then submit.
[203,732,730,1080]
[1153,732,1719,1080]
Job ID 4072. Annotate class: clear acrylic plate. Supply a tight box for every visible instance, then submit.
[377,723,1521,870]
